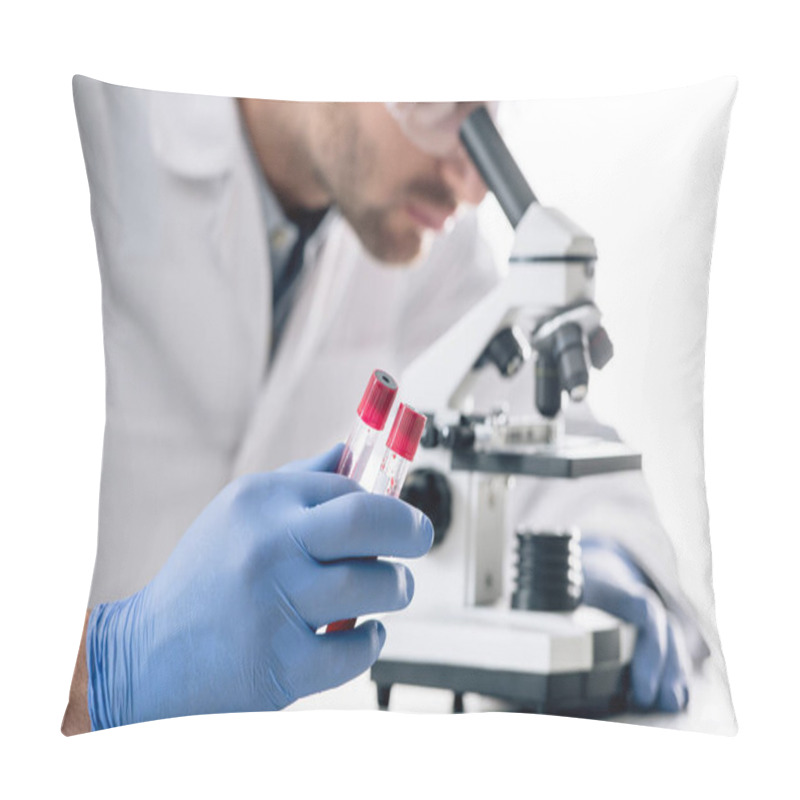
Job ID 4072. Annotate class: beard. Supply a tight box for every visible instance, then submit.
[343,205,432,265]
[336,178,458,265]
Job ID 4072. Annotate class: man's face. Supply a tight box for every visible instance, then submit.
[308,103,488,264]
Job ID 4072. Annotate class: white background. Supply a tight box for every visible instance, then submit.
[1,1,797,796]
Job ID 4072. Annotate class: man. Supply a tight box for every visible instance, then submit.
[63,79,697,733]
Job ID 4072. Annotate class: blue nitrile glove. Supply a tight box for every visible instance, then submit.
[581,538,690,713]
[87,444,433,730]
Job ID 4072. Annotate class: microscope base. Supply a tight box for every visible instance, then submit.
[372,659,630,715]
[371,607,635,715]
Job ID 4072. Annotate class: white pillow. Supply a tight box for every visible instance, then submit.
[73,76,737,733]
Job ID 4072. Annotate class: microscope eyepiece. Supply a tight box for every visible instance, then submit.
[459,106,537,229]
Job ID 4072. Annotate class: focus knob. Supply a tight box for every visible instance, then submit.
[399,469,452,548]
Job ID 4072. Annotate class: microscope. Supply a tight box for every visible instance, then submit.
[371,108,642,715]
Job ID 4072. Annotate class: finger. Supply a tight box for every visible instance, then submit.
[303,620,387,696]
[277,443,346,474]
[582,544,672,709]
[293,560,414,630]
[228,470,363,522]
[628,588,670,709]
[299,492,434,561]
[655,618,690,712]
[583,575,667,707]
[582,569,644,624]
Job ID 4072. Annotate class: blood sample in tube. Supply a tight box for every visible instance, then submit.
[336,369,398,484]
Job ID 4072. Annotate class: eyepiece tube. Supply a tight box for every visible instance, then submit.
[459,106,537,228]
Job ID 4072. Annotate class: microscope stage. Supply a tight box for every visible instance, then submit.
[453,437,642,478]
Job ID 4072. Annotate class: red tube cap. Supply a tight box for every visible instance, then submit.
[357,369,398,430]
[386,403,427,461]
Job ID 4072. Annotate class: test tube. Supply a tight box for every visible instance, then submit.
[337,369,398,484]
[325,370,398,634]
[373,404,428,498]
[326,402,427,634]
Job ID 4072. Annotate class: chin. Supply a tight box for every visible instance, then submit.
[362,226,436,267]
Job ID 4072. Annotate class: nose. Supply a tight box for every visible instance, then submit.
[439,143,488,206]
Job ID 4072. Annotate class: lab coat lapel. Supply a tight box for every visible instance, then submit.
[231,215,357,476]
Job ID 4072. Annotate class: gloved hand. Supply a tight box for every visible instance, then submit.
[385,101,499,157]
[581,538,690,713]
[87,445,433,729]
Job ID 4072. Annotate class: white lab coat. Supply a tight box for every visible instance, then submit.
[73,76,709,664]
